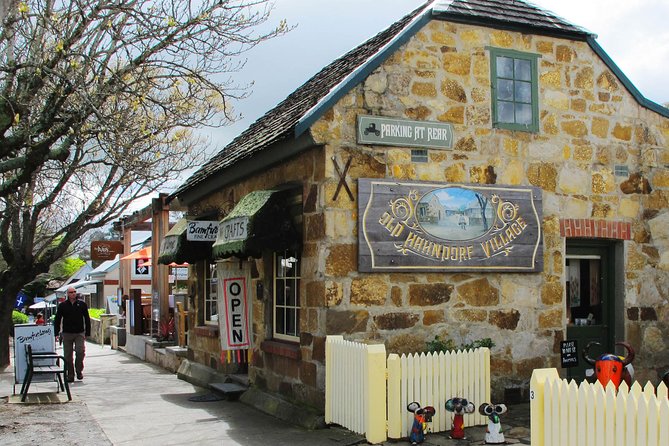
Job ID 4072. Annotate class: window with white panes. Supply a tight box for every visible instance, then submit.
[273,251,300,341]
[205,262,218,324]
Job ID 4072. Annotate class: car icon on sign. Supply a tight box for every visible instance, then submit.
[364,123,381,136]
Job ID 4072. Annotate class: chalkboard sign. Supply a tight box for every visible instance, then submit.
[561,340,579,368]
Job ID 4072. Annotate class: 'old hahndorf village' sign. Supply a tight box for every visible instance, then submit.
[358,179,543,272]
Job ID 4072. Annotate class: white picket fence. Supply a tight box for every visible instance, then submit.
[325,335,490,444]
[530,368,669,446]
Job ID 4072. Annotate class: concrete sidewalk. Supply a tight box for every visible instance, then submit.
[1,341,531,445]
[1,341,362,445]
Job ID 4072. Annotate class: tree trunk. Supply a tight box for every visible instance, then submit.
[0,265,43,367]
[0,280,21,367]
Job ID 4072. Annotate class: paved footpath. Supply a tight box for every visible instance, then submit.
[1,341,530,445]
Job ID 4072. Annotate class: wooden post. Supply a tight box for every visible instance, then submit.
[530,368,559,446]
[151,194,170,336]
[365,343,387,444]
[176,302,188,347]
[387,353,401,439]
[324,335,343,425]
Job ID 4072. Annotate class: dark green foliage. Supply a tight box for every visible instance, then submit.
[425,335,495,354]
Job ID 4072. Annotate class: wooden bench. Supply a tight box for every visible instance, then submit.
[19,344,71,402]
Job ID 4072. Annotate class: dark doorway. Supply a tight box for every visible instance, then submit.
[565,240,617,382]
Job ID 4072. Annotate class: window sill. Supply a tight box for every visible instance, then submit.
[194,325,219,337]
[261,340,301,360]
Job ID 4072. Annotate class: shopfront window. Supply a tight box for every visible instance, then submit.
[273,251,300,341]
[205,262,218,325]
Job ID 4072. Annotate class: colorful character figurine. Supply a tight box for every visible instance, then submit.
[582,341,635,390]
[407,401,436,445]
[479,403,507,444]
[445,397,475,439]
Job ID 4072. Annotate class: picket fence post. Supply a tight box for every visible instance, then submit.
[387,353,402,439]
[324,335,343,425]
[365,343,387,444]
[530,368,559,446]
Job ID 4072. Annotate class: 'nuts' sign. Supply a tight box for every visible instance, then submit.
[91,241,124,261]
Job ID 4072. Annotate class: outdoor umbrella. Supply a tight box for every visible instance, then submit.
[29,301,55,309]
[120,247,151,260]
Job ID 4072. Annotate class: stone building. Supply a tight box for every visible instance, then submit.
[166,0,669,409]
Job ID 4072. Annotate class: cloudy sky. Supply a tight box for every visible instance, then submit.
[204,0,669,150]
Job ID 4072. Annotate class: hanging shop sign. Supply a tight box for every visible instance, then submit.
[358,179,543,272]
[357,115,454,149]
[217,262,252,350]
[90,240,123,261]
[186,220,219,242]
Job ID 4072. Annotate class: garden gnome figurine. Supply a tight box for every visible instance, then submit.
[407,402,436,445]
[445,397,475,439]
[479,403,508,444]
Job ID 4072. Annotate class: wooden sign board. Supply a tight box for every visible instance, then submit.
[91,240,124,261]
[358,179,543,272]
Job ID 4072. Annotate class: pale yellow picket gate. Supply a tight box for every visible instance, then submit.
[530,368,669,446]
[325,335,490,444]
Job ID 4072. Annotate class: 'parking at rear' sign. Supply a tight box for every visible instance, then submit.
[357,115,454,149]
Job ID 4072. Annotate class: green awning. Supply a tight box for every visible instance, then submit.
[158,218,216,265]
[211,189,297,259]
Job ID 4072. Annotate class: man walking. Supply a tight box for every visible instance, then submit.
[54,287,91,382]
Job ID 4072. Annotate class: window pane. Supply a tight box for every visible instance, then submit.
[497,101,514,123]
[515,59,531,81]
[285,279,296,306]
[497,56,513,78]
[286,308,296,336]
[516,103,533,125]
[277,256,285,278]
[515,80,531,103]
[276,280,285,305]
[275,308,285,334]
[497,79,513,101]
[295,279,300,307]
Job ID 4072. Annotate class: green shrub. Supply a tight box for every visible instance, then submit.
[88,308,106,319]
[425,335,495,354]
[12,310,29,325]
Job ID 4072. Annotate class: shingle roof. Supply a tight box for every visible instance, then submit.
[434,0,591,36]
[171,0,590,201]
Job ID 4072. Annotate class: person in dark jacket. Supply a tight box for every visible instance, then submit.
[54,287,91,382]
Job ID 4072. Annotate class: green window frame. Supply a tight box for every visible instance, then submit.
[489,47,540,132]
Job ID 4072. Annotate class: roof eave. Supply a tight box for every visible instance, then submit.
[170,131,318,206]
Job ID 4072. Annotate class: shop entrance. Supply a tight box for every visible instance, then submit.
[565,240,617,382]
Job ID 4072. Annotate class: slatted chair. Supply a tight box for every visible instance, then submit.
[19,344,71,402]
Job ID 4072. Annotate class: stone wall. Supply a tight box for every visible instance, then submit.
[309,20,669,396]
[187,147,327,409]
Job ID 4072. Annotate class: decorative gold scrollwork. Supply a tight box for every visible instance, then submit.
[389,190,421,232]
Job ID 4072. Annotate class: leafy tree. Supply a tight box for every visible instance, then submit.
[50,256,86,279]
[0,0,289,366]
